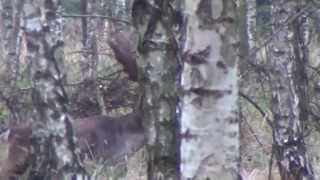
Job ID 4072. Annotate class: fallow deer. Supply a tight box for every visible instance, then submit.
[0,112,145,179]
[0,29,143,180]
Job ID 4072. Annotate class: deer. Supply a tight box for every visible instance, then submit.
[108,29,138,82]
[0,112,145,179]
[0,29,142,179]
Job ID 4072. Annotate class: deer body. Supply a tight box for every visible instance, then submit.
[74,112,144,161]
[0,112,145,179]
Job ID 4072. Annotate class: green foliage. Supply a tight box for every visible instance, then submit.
[16,77,32,89]
[0,104,9,122]
[257,0,270,6]
[257,5,271,34]
[61,0,81,14]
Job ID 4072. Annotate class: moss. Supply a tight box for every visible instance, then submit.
[17,77,32,89]
[61,0,81,14]
[0,104,9,122]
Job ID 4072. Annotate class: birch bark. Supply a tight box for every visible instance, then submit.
[246,0,256,62]
[132,0,181,179]
[23,0,79,178]
[180,0,239,179]
[269,0,314,179]
[0,0,25,123]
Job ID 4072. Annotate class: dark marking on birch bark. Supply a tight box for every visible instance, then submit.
[227,132,238,138]
[180,129,197,141]
[226,117,238,124]
[26,39,40,52]
[183,46,211,65]
[228,145,237,153]
[196,0,214,27]
[191,96,203,108]
[216,61,227,69]
[132,0,152,26]
[191,88,232,98]
[44,0,56,21]
[190,68,204,85]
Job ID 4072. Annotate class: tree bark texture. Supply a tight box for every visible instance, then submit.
[307,3,320,179]
[80,0,87,47]
[0,0,23,84]
[269,0,314,179]
[180,0,239,179]
[0,0,25,123]
[246,0,256,60]
[23,0,78,179]
[80,0,108,116]
[132,0,181,179]
[80,0,98,81]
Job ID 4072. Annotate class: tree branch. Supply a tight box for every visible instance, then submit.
[62,14,132,26]
[239,91,273,128]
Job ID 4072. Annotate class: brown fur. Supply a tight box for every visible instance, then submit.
[108,31,138,81]
[74,112,144,160]
[0,113,145,179]
[0,125,32,180]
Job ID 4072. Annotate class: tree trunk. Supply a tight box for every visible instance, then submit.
[269,0,314,179]
[80,0,88,47]
[306,2,320,179]
[180,0,239,179]
[22,0,79,179]
[132,0,181,179]
[80,0,98,81]
[0,0,23,84]
[0,0,25,123]
[246,0,257,63]
[81,0,108,116]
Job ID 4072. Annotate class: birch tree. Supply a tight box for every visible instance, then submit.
[0,0,25,123]
[80,0,98,81]
[180,0,239,179]
[22,0,79,178]
[269,0,314,179]
[132,0,181,179]
[80,0,107,116]
[246,0,257,62]
[307,2,320,178]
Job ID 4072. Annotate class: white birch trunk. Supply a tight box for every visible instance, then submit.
[132,0,181,179]
[246,0,256,54]
[180,0,239,179]
[0,0,25,123]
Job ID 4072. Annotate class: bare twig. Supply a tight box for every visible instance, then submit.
[245,2,314,72]
[268,145,274,180]
[62,14,132,26]
[65,50,113,56]
[242,116,267,149]
[0,69,122,91]
[239,91,273,128]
